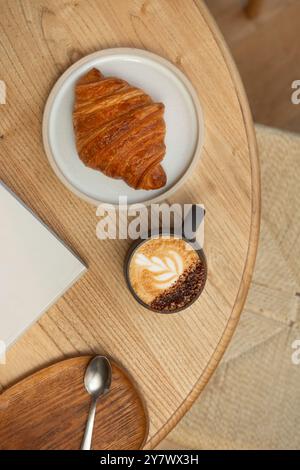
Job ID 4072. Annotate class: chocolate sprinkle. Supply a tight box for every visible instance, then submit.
[150,259,206,312]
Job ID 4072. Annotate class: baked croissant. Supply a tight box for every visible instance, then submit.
[73,68,167,190]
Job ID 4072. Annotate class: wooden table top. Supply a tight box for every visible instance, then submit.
[0,0,260,449]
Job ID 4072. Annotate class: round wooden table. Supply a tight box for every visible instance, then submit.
[0,0,260,449]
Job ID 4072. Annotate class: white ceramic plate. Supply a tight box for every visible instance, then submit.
[42,48,204,206]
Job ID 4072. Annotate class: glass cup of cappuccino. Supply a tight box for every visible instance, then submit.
[124,205,207,314]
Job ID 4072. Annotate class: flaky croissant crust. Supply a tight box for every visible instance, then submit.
[73,68,167,190]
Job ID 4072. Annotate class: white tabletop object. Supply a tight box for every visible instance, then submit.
[0,182,86,350]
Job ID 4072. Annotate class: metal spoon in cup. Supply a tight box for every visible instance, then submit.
[81,356,112,450]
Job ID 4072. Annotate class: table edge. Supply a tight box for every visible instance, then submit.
[145,0,261,449]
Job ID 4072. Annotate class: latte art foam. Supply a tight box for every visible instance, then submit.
[129,236,206,312]
[134,250,184,289]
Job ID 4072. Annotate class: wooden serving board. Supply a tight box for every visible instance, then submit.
[0,356,148,450]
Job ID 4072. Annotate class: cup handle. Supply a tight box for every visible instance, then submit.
[182,204,205,242]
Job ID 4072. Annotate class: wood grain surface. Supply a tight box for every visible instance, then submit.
[0,0,260,448]
[0,356,147,450]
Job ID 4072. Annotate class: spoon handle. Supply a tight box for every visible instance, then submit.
[81,397,97,450]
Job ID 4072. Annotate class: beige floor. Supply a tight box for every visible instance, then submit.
[204,0,300,133]
[157,125,300,449]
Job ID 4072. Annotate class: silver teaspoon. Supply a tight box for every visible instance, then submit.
[81,356,112,450]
